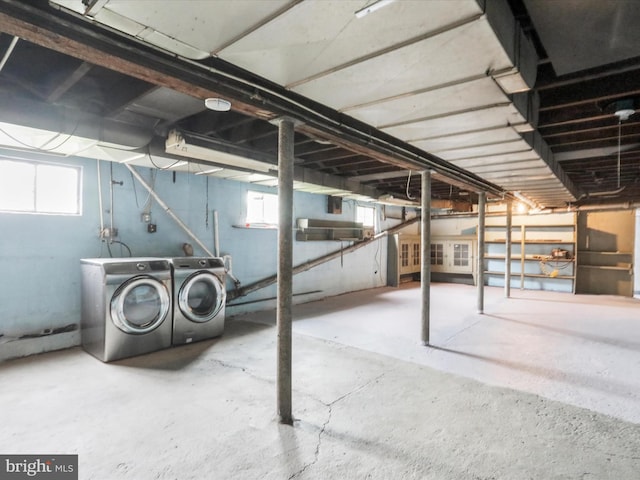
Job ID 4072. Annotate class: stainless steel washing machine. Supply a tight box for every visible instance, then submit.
[80,258,173,362]
[168,257,226,345]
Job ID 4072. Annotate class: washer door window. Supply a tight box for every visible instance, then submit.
[179,272,225,323]
[111,276,170,334]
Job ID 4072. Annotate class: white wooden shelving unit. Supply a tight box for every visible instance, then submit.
[484,212,577,293]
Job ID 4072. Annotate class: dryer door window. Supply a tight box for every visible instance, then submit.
[111,277,170,334]
[178,272,226,323]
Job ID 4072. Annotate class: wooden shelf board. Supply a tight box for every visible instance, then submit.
[577,265,631,271]
[578,251,632,255]
[485,240,574,244]
[484,255,574,262]
[484,271,574,280]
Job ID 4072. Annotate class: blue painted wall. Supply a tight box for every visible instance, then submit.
[0,154,400,360]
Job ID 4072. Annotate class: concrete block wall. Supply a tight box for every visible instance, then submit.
[0,154,399,361]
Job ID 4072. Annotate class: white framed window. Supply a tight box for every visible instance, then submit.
[356,205,375,228]
[0,159,81,215]
[246,190,278,225]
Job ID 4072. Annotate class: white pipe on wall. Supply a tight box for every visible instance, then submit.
[96,159,104,234]
[213,210,220,257]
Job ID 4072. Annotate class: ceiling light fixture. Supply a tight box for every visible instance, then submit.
[513,191,538,212]
[165,129,276,173]
[355,0,396,19]
[377,194,419,207]
[205,98,231,112]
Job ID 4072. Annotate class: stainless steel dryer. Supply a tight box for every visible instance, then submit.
[80,258,173,362]
[168,257,226,345]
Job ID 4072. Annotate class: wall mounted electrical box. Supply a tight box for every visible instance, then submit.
[99,227,118,239]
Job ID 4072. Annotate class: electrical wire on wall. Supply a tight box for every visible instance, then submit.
[131,168,156,227]
[97,160,132,258]
[105,239,132,258]
[374,228,382,281]
[205,175,210,229]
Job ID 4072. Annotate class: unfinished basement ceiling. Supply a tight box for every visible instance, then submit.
[1,0,640,208]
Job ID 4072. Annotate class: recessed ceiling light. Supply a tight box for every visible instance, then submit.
[205,98,231,112]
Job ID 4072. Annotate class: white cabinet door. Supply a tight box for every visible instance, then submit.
[448,241,473,273]
[431,240,474,274]
[399,238,421,275]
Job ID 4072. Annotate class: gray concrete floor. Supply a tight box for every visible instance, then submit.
[1,283,639,479]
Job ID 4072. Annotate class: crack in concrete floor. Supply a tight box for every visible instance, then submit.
[2,285,640,479]
[288,370,392,479]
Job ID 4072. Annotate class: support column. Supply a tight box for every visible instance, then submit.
[505,199,512,298]
[477,192,486,314]
[276,118,294,425]
[421,171,432,345]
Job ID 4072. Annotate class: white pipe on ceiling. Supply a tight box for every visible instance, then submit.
[0,36,19,72]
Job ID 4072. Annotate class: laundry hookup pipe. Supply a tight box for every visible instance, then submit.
[213,209,220,257]
[125,164,215,257]
[96,159,104,235]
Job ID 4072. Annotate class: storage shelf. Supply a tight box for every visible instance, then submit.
[296,218,366,242]
[485,240,574,244]
[578,251,632,255]
[485,254,574,262]
[522,273,575,280]
[486,222,576,228]
[485,271,574,280]
[233,224,277,230]
[301,226,365,231]
[483,218,577,293]
[578,265,631,271]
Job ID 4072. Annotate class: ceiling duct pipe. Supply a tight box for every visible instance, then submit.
[0,35,19,72]
[484,0,539,92]
[0,94,154,150]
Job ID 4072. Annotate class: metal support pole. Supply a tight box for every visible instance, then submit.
[504,199,512,298]
[421,171,432,345]
[477,192,486,314]
[276,118,294,425]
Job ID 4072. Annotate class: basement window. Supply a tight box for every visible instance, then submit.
[0,159,81,215]
[246,190,278,226]
[356,205,375,228]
